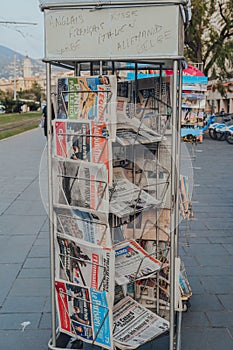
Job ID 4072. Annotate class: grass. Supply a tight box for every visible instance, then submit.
[0,111,42,140]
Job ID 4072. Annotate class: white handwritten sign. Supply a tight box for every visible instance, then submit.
[44,5,183,60]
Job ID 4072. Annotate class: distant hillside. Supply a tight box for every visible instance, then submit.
[0,45,45,78]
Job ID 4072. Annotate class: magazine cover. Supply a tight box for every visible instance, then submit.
[53,158,109,215]
[54,205,111,247]
[57,75,117,140]
[55,234,115,296]
[53,119,112,185]
[113,296,169,349]
[113,240,162,285]
[55,279,113,349]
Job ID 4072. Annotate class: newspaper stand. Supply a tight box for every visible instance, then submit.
[39,1,191,349]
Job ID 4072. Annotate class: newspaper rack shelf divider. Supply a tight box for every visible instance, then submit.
[40,1,192,350]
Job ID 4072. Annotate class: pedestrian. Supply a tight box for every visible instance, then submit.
[42,103,55,137]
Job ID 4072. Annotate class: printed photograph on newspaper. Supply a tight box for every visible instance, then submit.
[55,279,113,349]
[113,296,169,349]
[113,239,162,285]
[53,119,112,184]
[52,158,109,216]
[56,75,117,140]
[54,205,112,247]
[55,233,115,296]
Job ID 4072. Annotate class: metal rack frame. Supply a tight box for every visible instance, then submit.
[39,1,190,349]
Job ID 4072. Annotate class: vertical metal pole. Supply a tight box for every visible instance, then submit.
[174,62,183,350]
[46,62,57,347]
[99,60,103,75]
[169,60,178,350]
[175,65,183,256]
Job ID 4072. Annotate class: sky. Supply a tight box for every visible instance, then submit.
[1,0,44,59]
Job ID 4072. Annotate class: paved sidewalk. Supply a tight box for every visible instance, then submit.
[181,136,233,349]
[0,129,233,350]
[0,128,51,350]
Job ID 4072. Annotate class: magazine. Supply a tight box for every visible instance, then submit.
[54,205,112,247]
[55,233,115,296]
[110,167,161,218]
[57,75,117,140]
[53,119,112,184]
[55,279,113,349]
[53,158,109,215]
[113,296,169,349]
[113,240,162,285]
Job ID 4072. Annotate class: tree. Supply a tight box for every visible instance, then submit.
[185,0,233,79]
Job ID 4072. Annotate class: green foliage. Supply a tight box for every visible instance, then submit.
[185,0,233,79]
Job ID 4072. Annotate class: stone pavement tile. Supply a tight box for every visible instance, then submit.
[195,254,233,267]
[200,276,233,294]
[218,295,233,310]
[0,330,51,350]
[1,296,47,313]
[182,311,210,327]
[23,257,50,269]
[28,245,49,258]
[0,198,14,215]
[186,276,206,294]
[206,311,233,327]
[0,215,44,235]
[0,263,20,306]
[18,182,43,201]
[196,211,233,219]
[186,229,232,237]
[40,217,49,232]
[185,265,233,277]
[34,237,49,246]
[180,255,199,267]
[39,312,51,329]
[222,244,233,255]
[18,268,50,279]
[189,294,223,312]
[0,235,35,263]
[209,236,233,244]
[43,297,51,313]
[8,278,50,297]
[205,219,233,230]
[4,200,46,216]
[181,327,233,350]
[182,243,228,255]
[0,312,41,330]
[179,237,210,244]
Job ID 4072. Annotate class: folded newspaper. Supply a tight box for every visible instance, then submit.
[53,158,109,215]
[55,279,113,349]
[113,296,169,349]
[53,119,112,185]
[54,205,111,247]
[113,240,162,285]
[55,233,115,296]
[110,167,161,218]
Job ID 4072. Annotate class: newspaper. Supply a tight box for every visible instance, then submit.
[116,97,163,146]
[55,233,115,296]
[57,75,117,140]
[113,240,162,285]
[53,119,112,184]
[53,158,109,216]
[123,208,170,242]
[113,296,169,349]
[110,167,161,218]
[54,205,112,247]
[55,279,113,349]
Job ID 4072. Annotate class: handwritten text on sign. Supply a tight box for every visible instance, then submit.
[45,6,181,59]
